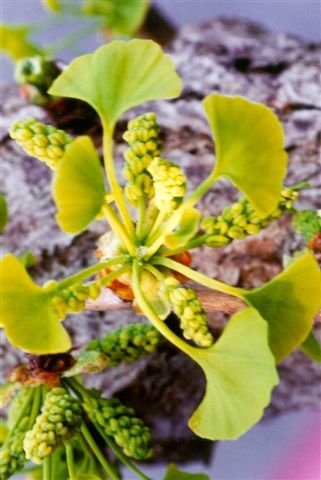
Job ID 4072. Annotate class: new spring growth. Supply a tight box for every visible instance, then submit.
[123,112,161,205]
[24,387,81,464]
[4,38,321,449]
[50,280,102,320]
[147,158,187,213]
[86,323,163,366]
[0,388,37,480]
[164,278,214,348]
[83,395,153,460]
[202,187,298,247]
[9,119,72,169]
[0,431,26,480]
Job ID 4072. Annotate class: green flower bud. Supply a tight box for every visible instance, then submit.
[51,282,101,319]
[23,388,81,465]
[122,113,161,205]
[84,396,152,460]
[166,285,213,348]
[147,157,186,212]
[203,187,298,248]
[86,323,162,366]
[10,119,72,170]
[0,432,26,480]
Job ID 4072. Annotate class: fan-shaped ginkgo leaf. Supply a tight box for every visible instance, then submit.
[49,39,182,132]
[0,254,71,354]
[188,307,278,440]
[203,94,287,218]
[244,252,321,363]
[53,136,106,234]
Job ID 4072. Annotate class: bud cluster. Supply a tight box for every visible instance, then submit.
[201,188,298,247]
[0,409,30,480]
[0,431,27,480]
[84,396,152,460]
[86,323,162,366]
[10,119,72,169]
[122,113,161,205]
[147,158,186,213]
[51,281,102,320]
[0,387,34,480]
[165,278,213,347]
[23,388,81,464]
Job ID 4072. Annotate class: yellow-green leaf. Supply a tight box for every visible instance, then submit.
[204,94,287,217]
[164,207,201,249]
[0,193,8,233]
[83,0,150,36]
[42,0,61,12]
[53,136,106,234]
[0,24,43,61]
[49,40,182,132]
[0,254,71,354]
[301,332,321,363]
[188,308,278,440]
[244,252,321,363]
[163,464,210,480]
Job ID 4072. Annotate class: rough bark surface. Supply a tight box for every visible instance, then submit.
[1,18,320,461]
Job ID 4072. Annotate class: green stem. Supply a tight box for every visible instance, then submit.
[98,265,130,286]
[146,173,218,258]
[143,264,166,284]
[132,260,192,356]
[7,388,34,438]
[64,377,88,400]
[80,424,120,480]
[43,455,51,480]
[102,204,135,256]
[145,210,167,245]
[51,255,128,291]
[139,201,159,241]
[152,257,244,298]
[27,386,42,429]
[65,379,149,479]
[161,234,210,257]
[94,424,151,480]
[103,129,134,237]
[50,447,60,480]
[136,197,146,241]
[65,443,75,480]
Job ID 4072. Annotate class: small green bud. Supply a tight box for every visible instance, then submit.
[123,113,162,204]
[84,396,152,460]
[167,284,213,348]
[24,388,81,464]
[86,323,163,366]
[10,119,72,170]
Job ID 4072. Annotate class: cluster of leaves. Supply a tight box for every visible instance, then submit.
[0,324,207,480]
[1,38,321,478]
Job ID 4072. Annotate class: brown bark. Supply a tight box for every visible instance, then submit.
[85,286,321,323]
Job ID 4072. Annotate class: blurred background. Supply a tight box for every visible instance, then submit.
[1,0,320,82]
[1,1,320,479]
